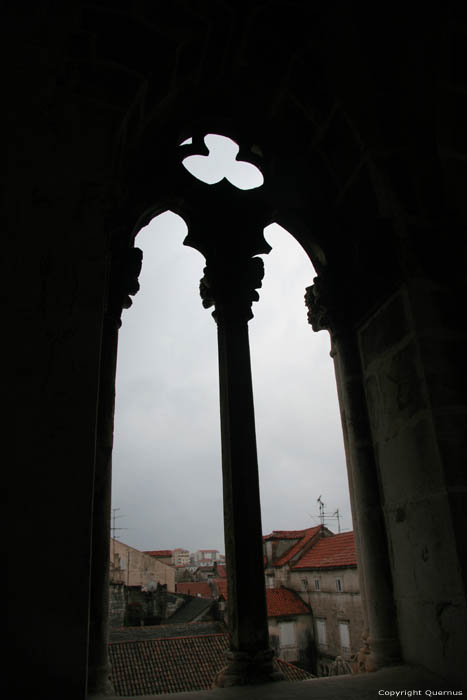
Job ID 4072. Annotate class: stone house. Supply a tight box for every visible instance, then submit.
[266,587,315,670]
[263,526,332,588]
[212,578,314,671]
[290,531,364,675]
[263,526,364,675]
[110,538,175,592]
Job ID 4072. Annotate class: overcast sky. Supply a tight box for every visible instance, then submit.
[111,135,352,553]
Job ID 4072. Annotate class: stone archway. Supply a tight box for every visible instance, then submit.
[88,114,401,691]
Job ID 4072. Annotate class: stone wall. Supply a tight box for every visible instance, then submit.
[290,567,363,664]
[358,284,467,683]
[268,615,315,670]
[109,583,126,628]
[109,584,170,627]
[110,538,175,591]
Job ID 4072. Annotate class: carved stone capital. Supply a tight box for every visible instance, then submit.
[304,272,351,336]
[200,256,265,323]
[108,246,143,325]
[304,276,332,332]
[120,247,143,310]
[213,648,284,687]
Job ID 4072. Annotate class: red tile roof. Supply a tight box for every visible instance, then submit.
[292,531,357,569]
[216,563,227,578]
[109,634,314,695]
[175,582,213,598]
[212,580,309,618]
[143,549,173,558]
[271,525,323,567]
[263,528,310,541]
[266,587,310,617]
[212,578,227,599]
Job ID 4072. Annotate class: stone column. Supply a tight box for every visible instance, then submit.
[87,311,119,696]
[87,246,142,696]
[305,278,400,670]
[201,256,282,686]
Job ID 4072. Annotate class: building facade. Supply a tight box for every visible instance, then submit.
[172,548,191,567]
[110,539,175,592]
[143,549,174,566]
[291,532,363,675]
[264,527,364,675]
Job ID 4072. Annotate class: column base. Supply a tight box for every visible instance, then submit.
[355,636,400,672]
[213,648,285,687]
[87,661,115,696]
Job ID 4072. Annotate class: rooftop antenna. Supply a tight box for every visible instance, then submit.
[110,508,128,574]
[111,508,127,540]
[314,497,344,532]
[333,508,341,533]
[317,495,325,526]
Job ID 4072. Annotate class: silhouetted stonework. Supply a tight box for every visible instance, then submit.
[7,2,467,696]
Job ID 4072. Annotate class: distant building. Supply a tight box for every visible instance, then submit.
[110,538,175,592]
[172,548,190,566]
[194,549,225,566]
[143,549,173,566]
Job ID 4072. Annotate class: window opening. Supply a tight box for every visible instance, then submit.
[111,210,223,564]
[314,578,321,591]
[109,134,355,691]
[336,577,343,592]
[250,222,351,536]
[181,133,264,190]
[279,621,296,647]
[316,618,327,648]
[338,620,350,653]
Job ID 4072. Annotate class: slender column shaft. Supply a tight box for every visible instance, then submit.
[331,338,370,641]
[305,279,399,669]
[199,256,281,686]
[87,314,119,695]
[217,315,269,653]
[332,329,400,668]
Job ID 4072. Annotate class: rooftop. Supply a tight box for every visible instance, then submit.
[263,528,311,541]
[98,664,461,700]
[109,633,314,696]
[266,587,310,617]
[216,564,227,578]
[176,582,213,599]
[143,550,173,558]
[293,531,356,569]
[271,526,323,567]
[212,582,309,618]
[110,621,224,643]
[212,579,227,599]
[168,596,215,624]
